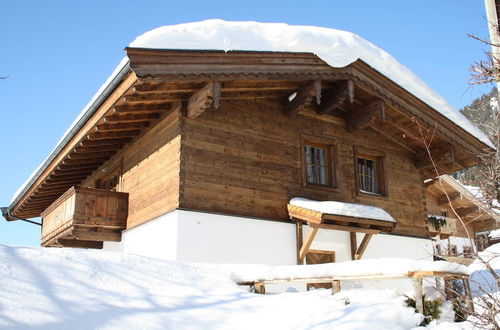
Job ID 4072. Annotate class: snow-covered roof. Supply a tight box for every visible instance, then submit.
[290,197,395,222]
[131,20,493,148]
[489,229,500,239]
[9,20,493,207]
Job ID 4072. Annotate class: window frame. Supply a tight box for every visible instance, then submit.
[301,135,338,190]
[95,166,122,192]
[354,147,387,197]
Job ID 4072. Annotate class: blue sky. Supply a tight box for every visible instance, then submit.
[0,0,494,246]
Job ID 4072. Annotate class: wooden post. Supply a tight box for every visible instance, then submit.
[354,233,372,260]
[254,282,266,294]
[350,232,357,260]
[463,278,474,313]
[295,221,303,265]
[298,227,319,264]
[332,280,341,294]
[413,277,424,314]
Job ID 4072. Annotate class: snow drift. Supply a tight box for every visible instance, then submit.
[0,245,447,329]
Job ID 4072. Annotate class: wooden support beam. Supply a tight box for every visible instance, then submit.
[463,278,474,313]
[354,233,372,260]
[71,228,122,242]
[79,138,132,147]
[285,80,321,116]
[296,221,304,265]
[121,94,183,104]
[95,122,149,131]
[56,239,103,249]
[254,282,266,294]
[187,81,221,119]
[347,99,385,131]
[332,280,341,294]
[370,125,418,154]
[73,145,125,154]
[87,130,140,140]
[57,163,101,171]
[437,192,461,206]
[104,113,160,123]
[350,232,357,260]
[415,143,455,169]
[413,277,424,314]
[62,157,109,165]
[67,151,116,160]
[298,227,319,264]
[113,101,172,113]
[456,206,480,218]
[317,80,354,114]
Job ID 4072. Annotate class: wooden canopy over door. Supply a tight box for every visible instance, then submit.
[287,203,396,264]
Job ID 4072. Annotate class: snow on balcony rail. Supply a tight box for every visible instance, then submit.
[229,257,469,283]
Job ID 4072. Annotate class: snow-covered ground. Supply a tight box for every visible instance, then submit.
[0,245,471,329]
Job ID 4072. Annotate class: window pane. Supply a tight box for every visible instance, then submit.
[304,144,330,185]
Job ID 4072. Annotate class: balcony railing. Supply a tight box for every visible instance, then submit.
[41,187,128,248]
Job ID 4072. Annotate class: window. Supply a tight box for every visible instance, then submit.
[355,148,386,196]
[95,167,121,191]
[302,138,336,188]
[441,210,449,218]
[358,157,378,193]
[304,144,329,185]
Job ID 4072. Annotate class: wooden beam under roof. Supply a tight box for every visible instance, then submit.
[62,157,110,166]
[415,143,455,169]
[67,151,116,160]
[57,162,101,171]
[113,101,173,113]
[285,80,321,116]
[187,81,221,119]
[87,130,140,140]
[456,206,481,218]
[95,122,149,132]
[122,93,188,104]
[438,192,461,206]
[103,113,160,123]
[347,99,385,131]
[317,80,354,115]
[73,144,125,154]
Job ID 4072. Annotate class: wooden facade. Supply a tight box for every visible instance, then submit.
[4,49,494,248]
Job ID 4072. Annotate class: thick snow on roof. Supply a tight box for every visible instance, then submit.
[489,229,500,239]
[131,19,493,148]
[290,197,395,222]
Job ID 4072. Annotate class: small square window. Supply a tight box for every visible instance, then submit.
[441,210,449,218]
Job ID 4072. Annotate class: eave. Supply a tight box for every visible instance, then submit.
[6,48,493,220]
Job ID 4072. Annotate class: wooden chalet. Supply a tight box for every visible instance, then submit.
[425,175,500,264]
[2,24,494,266]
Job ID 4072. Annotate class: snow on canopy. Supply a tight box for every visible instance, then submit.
[130,19,493,148]
[290,197,395,222]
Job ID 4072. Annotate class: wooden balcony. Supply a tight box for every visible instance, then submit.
[427,216,457,238]
[41,187,129,248]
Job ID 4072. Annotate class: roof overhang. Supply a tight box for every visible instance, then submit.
[5,49,494,220]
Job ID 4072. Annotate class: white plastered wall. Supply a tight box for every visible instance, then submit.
[104,209,434,292]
